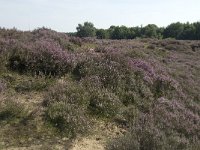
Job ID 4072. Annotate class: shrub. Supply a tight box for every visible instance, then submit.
[69,37,82,46]
[107,115,192,150]
[7,39,75,76]
[43,81,90,137]
[73,53,127,90]
[14,77,50,92]
[115,105,140,126]
[0,38,8,68]
[79,75,103,90]
[115,72,154,112]
[32,28,70,45]
[43,81,89,107]
[106,126,168,150]
[88,89,122,118]
[128,58,181,99]
[46,101,90,137]
[127,58,156,84]
[119,90,140,106]
[0,99,27,122]
[106,133,140,150]
[0,80,6,93]
[153,75,179,98]
[107,96,200,150]
[153,97,200,139]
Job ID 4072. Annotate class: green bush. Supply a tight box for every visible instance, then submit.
[43,81,89,107]
[88,89,122,118]
[107,97,199,150]
[14,78,51,92]
[6,40,74,76]
[106,126,168,150]
[46,102,90,137]
[117,75,154,112]
[43,81,90,137]
[106,133,140,150]
[0,99,27,122]
[117,105,140,125]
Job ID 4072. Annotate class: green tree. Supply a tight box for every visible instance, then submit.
[96,29,108,39]
[107,26,116,39]
[110,26,131,39]
[193,22,200,40]
[128,27,136,39]
[133,26,142,38]
[142,24,159,38]
[76,22,96,37]
[156,27,164,39]
[180,23,195,40]
[163,22,184,39]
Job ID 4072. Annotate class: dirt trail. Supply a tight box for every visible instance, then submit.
[0,90,125,150]
[71,138,104,150]
[70,121,126,150]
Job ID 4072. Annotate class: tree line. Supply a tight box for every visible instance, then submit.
[74,21,200,40]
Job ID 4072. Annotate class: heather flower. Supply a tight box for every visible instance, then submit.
[153,97,200,138]
[127,59,156,83]
[6,37,76,75]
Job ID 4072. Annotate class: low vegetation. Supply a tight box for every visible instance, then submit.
[0,27,199,149]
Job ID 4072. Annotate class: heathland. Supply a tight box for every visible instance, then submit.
[0,28,200,149]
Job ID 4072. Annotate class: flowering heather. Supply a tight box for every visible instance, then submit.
[0,38,19,58]
[43,81,89,106]
[126,58,183,99]
[128,58,156,83]
[28,39,75,74]
[74,55,127,89]
[32,28,69,42]
[0,28,200,148]
[153,97,200,138]
[88,89,122,118]
[108,97,200,150]
[6,38,77,75]
[69,36,82,46]
[43,81,91,137]
[0,38,6,54]
[80,75,103,89]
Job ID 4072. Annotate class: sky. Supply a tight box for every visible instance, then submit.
[0,0,200,32]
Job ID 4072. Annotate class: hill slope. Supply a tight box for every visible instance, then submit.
[0,28,200,149]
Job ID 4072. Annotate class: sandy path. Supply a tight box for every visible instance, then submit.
[71,138,104,150]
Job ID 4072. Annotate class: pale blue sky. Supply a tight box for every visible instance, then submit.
[0,0,200,32]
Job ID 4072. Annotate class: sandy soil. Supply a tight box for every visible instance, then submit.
[71,138,104,150]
